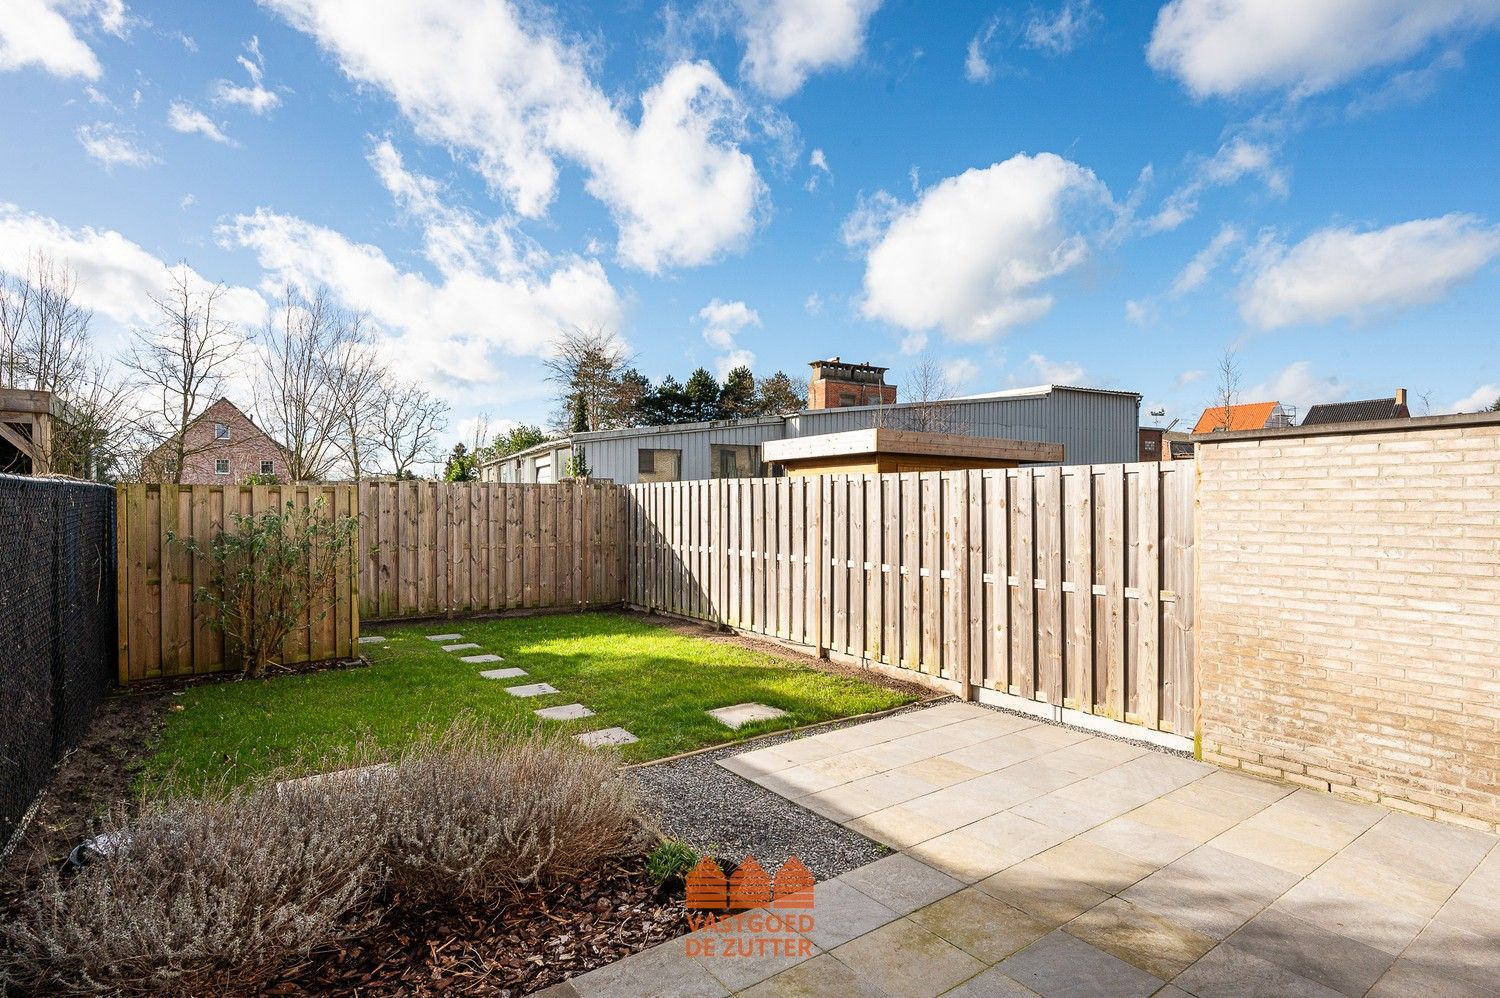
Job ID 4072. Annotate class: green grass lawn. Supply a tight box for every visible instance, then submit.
[146,611,915,792]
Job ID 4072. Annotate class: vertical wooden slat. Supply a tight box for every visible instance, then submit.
[1036,467,1064,703]
[1010,471,1035,698]
[984,471,1004,690]
[866,475,883,662]
[966,470,984,697]
[920,473,941,676]
[900,473,920,671]
[1101,464,1126,720]
[1064,469,1095,712]
[881,475,899,665]
[1136,466,1162,729]
[944,472,967,688]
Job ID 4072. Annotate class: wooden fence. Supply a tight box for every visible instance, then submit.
[357,481,625,620]
[116,481,627,682]
[625,464,1196,736]
[116,483,359,683]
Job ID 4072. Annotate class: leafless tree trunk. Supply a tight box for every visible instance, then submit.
[125,265,247,483]
[375,380,448,478]
[543,325,631,432]
[0,268,33,386]
[892,357,954,432]
[255,285,376,482]
[1212,349,1242,432]
[326,313,387,481]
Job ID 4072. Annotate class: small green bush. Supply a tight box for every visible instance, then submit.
[646,838,699,888]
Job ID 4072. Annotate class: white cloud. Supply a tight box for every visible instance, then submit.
[224,146,623,388]
[1148,0,1500,100]
[697,297,761,376]
[264,0,765,274]
[806,147,831,191]
[803,292,823,315]
[212,35,281,115]
[1240,214,1500,330]
[167,101,232,144]
[1148,138,1285,232]
[1123,298,1153,326]
[0,201,265,331]
[848,152,1114,342]
[179,193,196,210]
[964,16,999,83]
[1027,352,1085,385]
[1024,0,1100,54]
[943,357,980,388]
[0,0,123,80]
[732,0,883,98]
[75,122,157,169]
[1449,384,1499,413]
[1174,369,1207,389]
[1248,360,1345,414]
[1169,223,1241,297]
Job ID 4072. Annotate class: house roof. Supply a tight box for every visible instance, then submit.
[1192,401,1283,434]
[1301,397,1410,426]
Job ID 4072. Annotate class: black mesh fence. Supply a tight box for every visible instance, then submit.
[0,474,116,849]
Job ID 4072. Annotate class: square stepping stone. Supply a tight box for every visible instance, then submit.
[443,643,481,652]
[481,667,528,680]
[427,633,463,642]
[461,653,504,663]
[536,703,594,721]
[708,702,789,729]
[357,635,386,644]
[504,683,558,698]
[576,727,637,747]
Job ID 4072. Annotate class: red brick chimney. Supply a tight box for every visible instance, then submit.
[808,357,897,410]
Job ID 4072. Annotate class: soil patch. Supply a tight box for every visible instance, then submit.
[263,853,691,997]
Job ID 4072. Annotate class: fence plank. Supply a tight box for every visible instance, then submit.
[1010,471,1035,698]
[1036,467,1063,704]
[1100,465,1126,720]
[1063,469,1094,712]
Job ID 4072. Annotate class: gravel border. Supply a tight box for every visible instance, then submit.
[630,693,1193,882]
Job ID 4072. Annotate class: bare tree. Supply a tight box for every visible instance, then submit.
[255,285,378,482]
[375,380,448,478]
[325,314,387,481]
[542,325,631,432]
[125,265,247,483]
[1210,349,1242,432]
[891,357,954,432]
[0,268,33,386]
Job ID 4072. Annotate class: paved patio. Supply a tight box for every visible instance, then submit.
[555,702,1500,996]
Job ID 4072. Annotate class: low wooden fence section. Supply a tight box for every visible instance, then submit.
[116,483,359,683]
[625,464,1196,736]
[357,481,625,621]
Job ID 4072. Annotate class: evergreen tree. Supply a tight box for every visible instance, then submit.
[488,423,548,459]
[443,442,478,481]
[719,365,757,419]
[754,371,807,415]
[683,367,721,422]
[639,375,689,424]
[606,368,652,427]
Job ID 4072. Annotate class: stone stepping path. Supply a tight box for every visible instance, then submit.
[576,727,638,747]
[461,653,504,663]
[504,682,558,698]
[708,702,788,729]
[481,667,528,680]
[443,642,480,652]
[535,703,594,720]
[427,633,463,642]
[357,635,386,644]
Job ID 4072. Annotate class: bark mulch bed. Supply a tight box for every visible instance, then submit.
[261,855,692,997]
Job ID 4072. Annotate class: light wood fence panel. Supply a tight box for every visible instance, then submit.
[117,483,358,683]
[625,462,1194,736]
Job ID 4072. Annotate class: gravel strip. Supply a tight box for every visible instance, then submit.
[629,703,940,882]
[630,694,1193,882]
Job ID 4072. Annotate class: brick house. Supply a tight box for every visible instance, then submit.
[143,398,289,484]
[807,358,897,409]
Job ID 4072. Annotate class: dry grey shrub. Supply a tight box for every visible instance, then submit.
[2,720,642,994]
[1,776,382,996]
[370,721,642,902]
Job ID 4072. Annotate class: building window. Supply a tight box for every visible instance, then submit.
[1143,440,1157,452]
[838,392,855,407]
[637,448,682,482]
[260,460,274,475]
[215,459,230,475]
[711,444,759,479]
[214,422,230,440]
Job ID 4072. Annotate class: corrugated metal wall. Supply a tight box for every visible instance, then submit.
[580,420,788,483]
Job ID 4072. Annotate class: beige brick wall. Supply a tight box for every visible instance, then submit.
[1197,417,1500,832]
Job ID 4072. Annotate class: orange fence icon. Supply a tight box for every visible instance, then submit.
[686,854,817,912]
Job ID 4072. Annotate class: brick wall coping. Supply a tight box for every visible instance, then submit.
[1192,409,1500,444]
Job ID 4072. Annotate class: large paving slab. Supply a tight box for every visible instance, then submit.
[357,635,386,644]
[461,653,504,663]
[426,633,463,641]
[480,667,527,680]
[575,727,637,747]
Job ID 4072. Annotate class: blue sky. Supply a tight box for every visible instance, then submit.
[4,0,1500,451]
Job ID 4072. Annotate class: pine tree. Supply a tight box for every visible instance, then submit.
[683,367,721,422]
[719,365,757,419]
[754,371,807,415]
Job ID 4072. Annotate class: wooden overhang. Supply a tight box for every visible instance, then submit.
[762,427,1064,470]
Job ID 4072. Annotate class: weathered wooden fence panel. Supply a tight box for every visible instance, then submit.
[116,483,359,683]
[625,463,1195,736]
[357,481,626,621]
